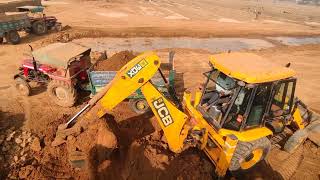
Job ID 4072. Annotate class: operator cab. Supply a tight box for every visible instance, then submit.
[197,52,297,132]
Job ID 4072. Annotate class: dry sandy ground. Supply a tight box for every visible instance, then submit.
[1,35,320,179]
[40,0,320,37]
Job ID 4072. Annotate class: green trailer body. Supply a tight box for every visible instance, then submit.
[0,18,30,36]
[87,67,175,98]
[86,52,177,114]
[0,12,30,39]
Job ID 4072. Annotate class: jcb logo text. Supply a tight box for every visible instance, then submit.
[126,59,148,78]
[153,98,173,127]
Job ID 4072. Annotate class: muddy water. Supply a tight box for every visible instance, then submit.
[268,37,320,46]
[73,37,275,53]
[73,37,320,53]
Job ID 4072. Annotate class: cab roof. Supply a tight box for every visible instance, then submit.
[209,52,295,84]
[16,6,44,13]
[32,42,91,69]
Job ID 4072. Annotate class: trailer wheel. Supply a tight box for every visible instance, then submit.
[47,80,77,107]
[32,21,48,35]
[15,77,31,96]
[229,137,271,171]
[6,31,21,45]
[129,98,150,114]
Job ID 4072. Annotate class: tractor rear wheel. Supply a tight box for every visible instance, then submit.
[15,77,31,96]
[229,137,271,171]
[32,21,48,35]
[47,80,77,107]
[0,37,3,44]
[129,98,150,114]
[6,31,21,45]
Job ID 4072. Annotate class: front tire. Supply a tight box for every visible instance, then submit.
[15,77,31,96]
[32,21,48,35]
[54,23,63,32]
[229,137,271,171]
[47,80,77,107]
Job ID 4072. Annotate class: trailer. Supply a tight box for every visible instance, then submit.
[0,12,30,44]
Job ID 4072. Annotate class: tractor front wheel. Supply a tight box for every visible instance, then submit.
[15,77,31,96]
[229,137,271,171]
[47,80,77,107]
[6,31,21,45]
[129,98,150,114]
[32,21,48,35]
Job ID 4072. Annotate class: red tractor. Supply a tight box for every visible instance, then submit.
[16,6,62,35]
[14,43,91,107]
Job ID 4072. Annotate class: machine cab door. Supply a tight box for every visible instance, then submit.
[222,83,273,131]
[265,79,296,130]
[198,70,237,129]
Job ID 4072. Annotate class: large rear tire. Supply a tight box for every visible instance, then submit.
[47,80,77,107]
[229,137,271,171]
[0,37,3,44]
[6,31,21,45]
[32,21,48,35]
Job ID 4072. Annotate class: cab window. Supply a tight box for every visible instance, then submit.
[223,87,252,131]
[246,84,272,127]
[270,81,295,118]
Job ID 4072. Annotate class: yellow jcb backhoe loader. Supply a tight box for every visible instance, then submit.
[54,51,320,177]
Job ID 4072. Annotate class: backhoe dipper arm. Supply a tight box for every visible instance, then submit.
[78,51,189,153]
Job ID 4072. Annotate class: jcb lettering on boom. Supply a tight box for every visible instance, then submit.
[126,59,148,78]
[153,98,174,127]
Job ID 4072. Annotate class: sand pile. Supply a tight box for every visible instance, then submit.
[93,50,137,71]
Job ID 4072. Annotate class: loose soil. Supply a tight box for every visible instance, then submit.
[93,50,137,71]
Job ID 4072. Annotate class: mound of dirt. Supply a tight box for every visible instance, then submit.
[93,50,137,71]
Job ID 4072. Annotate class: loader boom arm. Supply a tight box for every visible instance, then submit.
[83,51,189,152]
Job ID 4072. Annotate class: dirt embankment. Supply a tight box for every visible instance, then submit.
[1,102,214,179]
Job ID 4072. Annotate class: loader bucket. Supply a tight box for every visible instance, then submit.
[284,113,320,153]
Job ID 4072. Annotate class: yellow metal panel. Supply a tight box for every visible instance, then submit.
[183,91,226,146]
[219,127,273,142]
[292,108,305,129]
[209,52,295,84]
[141,82,189,153]
[215,135,238,177]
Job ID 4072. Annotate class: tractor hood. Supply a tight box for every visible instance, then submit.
[16,6,44,13]
[32,42,91,69]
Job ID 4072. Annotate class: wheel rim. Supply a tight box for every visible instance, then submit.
[240,148,263,169]
[54,87,67,100]
[16,83,28,95]
[136,100,147,110]
[37,24,45,33]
